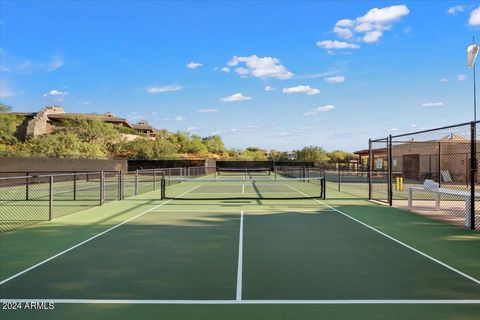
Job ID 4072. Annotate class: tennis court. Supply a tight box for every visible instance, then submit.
[1,175,480,319]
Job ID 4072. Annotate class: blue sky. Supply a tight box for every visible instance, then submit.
[1,1,480,152]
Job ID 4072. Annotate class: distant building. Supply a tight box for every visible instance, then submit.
[132,120,157,136]
[8,106,160,140]
[286,152,297,160]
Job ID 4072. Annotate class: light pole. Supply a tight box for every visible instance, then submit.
[467,37,479,230]
[467,37,479,121]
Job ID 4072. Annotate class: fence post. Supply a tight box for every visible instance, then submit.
[73,172,77,201]
[49,175,53,221]
[470,122,476,230]
[118,170,122,200]
[388,135,393,206]
[338,167,341,192]
[100,170,105,206]
[368,139,372,200]
[26,172,29,201]
[135,169,139,195]
[438,142,442,187]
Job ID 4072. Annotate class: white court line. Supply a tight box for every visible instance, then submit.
[149,209,336,213]
[236,210,244,301]
[285,184,480,286]
[0,186,201,286]
[0,299,479,305]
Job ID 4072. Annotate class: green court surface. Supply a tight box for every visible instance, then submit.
[1,179,480,319]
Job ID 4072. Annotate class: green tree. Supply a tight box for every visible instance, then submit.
[295,146,329,162]
[59,117,120,144]
[23,131,107,159]
[118,136,178,160]
[202,135,225,154]
[0,112,24,145]
[328,150,355,163]
[269,150,288,161]
[184,135,208,155]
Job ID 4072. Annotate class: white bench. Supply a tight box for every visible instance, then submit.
[408,186,480,227]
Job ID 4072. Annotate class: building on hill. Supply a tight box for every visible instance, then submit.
[9,106,159,140]
[132,120,157,137]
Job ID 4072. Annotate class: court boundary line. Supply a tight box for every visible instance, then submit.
[285,184,480,286]
[1,299,479,305]
[236,210,244,301]
[0,186,201,286]
[149,209,337,213]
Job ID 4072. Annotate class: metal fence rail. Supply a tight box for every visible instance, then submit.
[0,166,213,234]
[369,121,479,230]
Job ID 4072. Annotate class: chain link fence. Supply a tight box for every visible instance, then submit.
[369,121,479,230]
[0,167,213,234]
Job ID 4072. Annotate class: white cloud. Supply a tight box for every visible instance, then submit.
[220,93,251,103]
[175,115,186,121]
[440,78,448,82]
[282,85,320,95]
[457,74,466,81]
[304,105,336,116]
[221,67,230,73]
[363,30,383,43]
[390,128,401,132]
[47,55,64,71]
[447,5,465,15]
[78,101,90,105]
[316,40,360,49]
[146,85,183,94]
[43,89,68,97]
[235,67,249,77]
[264,85,275,91]
[197,108,219,113]
[422,102,444,107]
[357,5,409,24]
[187,126,198,131]
[469,6,480,26]
[0,64,10,72]
[333,27,353,39]
[336,19,354,28]
[329,5,409,44]
[300,70,338,79]
[227,55,293,79]
[325,75,345,84]
[186,62,202,69]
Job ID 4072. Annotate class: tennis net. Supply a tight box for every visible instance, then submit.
[161,177,326,200]
[216,167,272,178]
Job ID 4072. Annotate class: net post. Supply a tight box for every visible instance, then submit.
[73,171,77,201]
[25,172,29,201]
[470,122,477,230]
[48,175,53,221]
[135,169,139,195]
[160,177,166,199]
[100,170,105,206]
[368,139,372,200]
